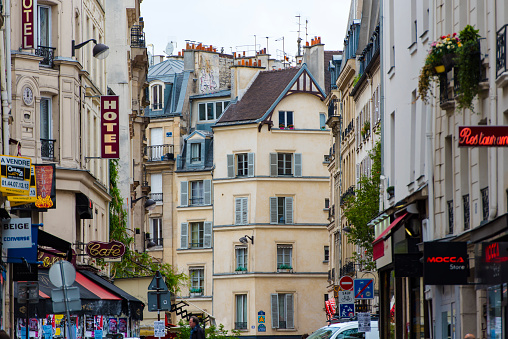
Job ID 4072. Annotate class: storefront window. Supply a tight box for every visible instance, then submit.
[488,285,502,339]
[441,310,451,339]
[410,277,425,339]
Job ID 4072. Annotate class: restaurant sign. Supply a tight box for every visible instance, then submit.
[423,242,468,285]
[458,126,508,147]
[101,96,120,159]
[85,240,126,259]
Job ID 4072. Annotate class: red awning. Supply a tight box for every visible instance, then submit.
[372,212,408,261]
[373,212,409,244]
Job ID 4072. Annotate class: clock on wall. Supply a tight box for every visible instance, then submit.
[23,86,33,105]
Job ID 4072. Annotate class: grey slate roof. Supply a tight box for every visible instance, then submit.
[147,59,184,82]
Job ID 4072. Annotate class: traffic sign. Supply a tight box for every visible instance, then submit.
[339,303,355,318]
[147,291,171,311]
[148,271,169,291]
[339,276,354,291]
[18,282,39,303]
[338,290,354,304]
[49,260,76,288]
[354,279,374,299]
[51,286,82,313]
[154,320,165,337]
[357,312,371,332]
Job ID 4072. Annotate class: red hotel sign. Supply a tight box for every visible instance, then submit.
[101,96,120,158]
[22,0,35,48]
[86,240,126,259]
[458,126,508,147]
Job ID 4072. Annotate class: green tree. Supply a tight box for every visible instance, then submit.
[176,320,240,339]
[342,140,381,271]
[108,159,186,292]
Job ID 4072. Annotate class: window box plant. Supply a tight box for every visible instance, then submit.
[277,264,293,272]
[235,267,247,273]
[190,288,203,296]
[386,186,395,199]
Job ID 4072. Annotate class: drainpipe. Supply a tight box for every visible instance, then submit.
[488,0,497,221]
[3,0,10,155]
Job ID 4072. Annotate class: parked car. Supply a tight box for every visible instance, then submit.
[307,320,379,339]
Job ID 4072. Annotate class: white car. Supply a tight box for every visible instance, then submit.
[307,320,379,339]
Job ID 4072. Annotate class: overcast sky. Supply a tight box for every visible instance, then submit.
[140,0,351,60]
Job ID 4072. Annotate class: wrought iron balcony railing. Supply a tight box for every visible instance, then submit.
[463,194,470,230]
[41,139,56,159]
[131,25,146,48]
[235,322,247,330]
[496,24,508,78]
[35,46,56,67]
[481,187,489,221]
[145,144,174,162]
[447,200,454,234]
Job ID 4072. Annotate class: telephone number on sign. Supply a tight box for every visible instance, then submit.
[2,178,29,190]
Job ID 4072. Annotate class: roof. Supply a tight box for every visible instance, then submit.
[324,51,342,93]
[190,90,231,100]
[216,67,300,124]
[147,59,184,82]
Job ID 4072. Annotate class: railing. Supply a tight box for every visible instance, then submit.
[328,205,335,220]
[439,73,453,106]
[152,238,164,247]
[190,197,204,206]
[496,24,507,78]
[358,26,380,75]
[342,120,354,140]
[131,25,146,48]
[149,193,163,202]
[278,321,287,329]
[340,186,355,205]
[340,261,355,277]
[481,187,489,221]
[145,144,174,162]
[447,200,454,234]
[151,102,163,111]
[35,46,56,67]
[41,139,56,159]
[328,100,337,118]
[235,322,247,330]
[463,194,470,230]
[190,242,204,248]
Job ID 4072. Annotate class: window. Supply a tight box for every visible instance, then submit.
[151,84,163,110]
[320,113,326,130]
[151,218,163,247]
[270,153,301,177]
[190,143,202,163]
[198,101,230,121]
[278,111,294,129]
[235,246,247,271]
[235,294,248,330]
[227,153,255,178]
[40,97,54,159]
[38,6,51,47]
[180,180,211,207]
[235,197,248,225]
[324,246,329,262]
[277,245,292,269]
[151,173,163,198]
[325,198,330,209]
[189,268,204,295]
[271,293,294,329]
[270,197,294,224]
[180,221,212,249]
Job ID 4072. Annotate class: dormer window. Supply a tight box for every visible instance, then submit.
[151,84,163,110]
[198,101,230,121]
[190,143,202,163]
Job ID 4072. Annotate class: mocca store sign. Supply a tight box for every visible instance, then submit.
[424,242,468,285]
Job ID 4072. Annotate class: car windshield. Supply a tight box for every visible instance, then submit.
[307,326,342,339]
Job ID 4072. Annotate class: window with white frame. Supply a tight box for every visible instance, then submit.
[269,153,302,177]
[277,245,292,269]
[227,153,255,178]
[40,97,53,159]
[237,153,248,176]
[151,218,163,247]
[190,181,204,206]
[180,221,212,249]
[38,6,51,47]
[235,197,248,225]
[190,143,202,163]
[151,84,163,110]
[278,111,294,129]
[198,101,230,121]
[271,293,294,329]
[269,197,294,224]
[180,180,212,207]
[189,267,204,295]
[235,246,247,271]
[235,294,248,330]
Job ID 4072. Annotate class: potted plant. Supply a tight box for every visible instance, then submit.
[190,288,203,296]
[455,25,482,111]
[277,264,293,272]
[235,266,247,273]
[288,124,294,130]
[386,186,395,199]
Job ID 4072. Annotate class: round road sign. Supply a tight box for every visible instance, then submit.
[49,260,76,288]
[339,276,354,291]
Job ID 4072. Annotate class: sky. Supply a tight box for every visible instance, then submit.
[140,0,351,60]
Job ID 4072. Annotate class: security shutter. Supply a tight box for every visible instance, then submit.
[285,197,293,224]
[271,294,279,328]
[204,180,212,205]
[270,197,278,224]
[294,153,302,177]
[204,221,212,248]
[180,223,188,249]
[286,294,294,328]
[270,153,277,177]
[248,153,255,177]
[180,181,188,206]
[227,154,234,178]
[235,198,242,225]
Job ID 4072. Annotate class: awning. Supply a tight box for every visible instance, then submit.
[38,229,73,262]
[373,212,409,261]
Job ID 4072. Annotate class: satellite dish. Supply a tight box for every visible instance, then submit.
[165,42,174,56]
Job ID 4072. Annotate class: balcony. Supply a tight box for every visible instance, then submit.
[463,194,470,230]
[190,197,204,206]
[41,139,56,160]
[235,322,247,330]
[439,73,455,110]
[447,200,454,234]
[340,261,355,277]
[35,46,56,67]
[481,187,489,222]
[145,144,174,162]
[149,192,163,203]
[152,238,163,247]
[496,24,508,86]
[340,186,355,206]
[131,25,146,48]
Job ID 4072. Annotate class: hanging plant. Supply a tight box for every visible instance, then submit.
[455,25,482,111]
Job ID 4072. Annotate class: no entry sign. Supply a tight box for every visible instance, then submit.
[339,276,354,291]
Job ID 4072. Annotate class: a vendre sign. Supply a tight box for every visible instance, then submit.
[101,96,120,158]
[423,242,468,285]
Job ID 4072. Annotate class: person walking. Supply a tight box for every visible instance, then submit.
[189,316,205,339]
[464,334,475,339]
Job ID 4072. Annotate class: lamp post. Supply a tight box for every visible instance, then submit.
[239,235,254,245]
[72,39,110,59]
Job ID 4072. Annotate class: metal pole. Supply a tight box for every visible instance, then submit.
[25,298,28,339]
[59,261,74,339]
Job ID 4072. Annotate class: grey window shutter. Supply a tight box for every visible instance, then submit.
[204,221,212,248]
[356,164,360,184]
[270,197,278,224]
[285,197,293,224]
[235,198,242,225]
[286,294,294,328]
[180,181,188,207]
[180,223,188,249]
[271,294,279,328]
[294,153,302,177]
[227,154,234,178]
[270,153,277,177]
[241,197,248,224]
[248,152,255,177]
[204,179,212,205]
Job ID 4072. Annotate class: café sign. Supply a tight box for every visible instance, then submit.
[459,126,508,147]
[85,240,126,259]
[101,96,120,159]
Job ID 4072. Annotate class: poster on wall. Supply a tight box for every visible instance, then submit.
[118,318,127,337]
[108,318,117,334]
[85,315,95,337]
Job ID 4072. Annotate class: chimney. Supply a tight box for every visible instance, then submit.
[303,36,325,90]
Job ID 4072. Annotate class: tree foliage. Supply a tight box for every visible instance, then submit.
[176,320,240,339]
[109,159,186,292]
[342,140,381,271]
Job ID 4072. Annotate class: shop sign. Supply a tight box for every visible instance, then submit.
[8,165,37,206]
[475,242,508,285]
[423,242,468,285]
[85,240,126,259]
[22,0,35,48]
[458,126,508,147]
[38,248,77,268]
[12,164,56,210]
[2,217,32,248]
[0,155,31,195]
[101,96,120,159]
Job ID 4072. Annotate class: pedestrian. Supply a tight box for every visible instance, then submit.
[189,316,205,339]
[0,330,10,339]
[464,334,475,339]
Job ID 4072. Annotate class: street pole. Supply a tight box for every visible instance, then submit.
[58,261,74,339]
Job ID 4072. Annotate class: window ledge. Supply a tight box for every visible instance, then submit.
[276,328,297,332]
[322,260,329,264]
[420,30,429,43]
[408,41,417,55]
[387,66,395,79]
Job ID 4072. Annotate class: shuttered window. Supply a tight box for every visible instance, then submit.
[235,197,248,225]
[270,197,294,224]
[271,294,294,329]
[181,222,212,249]
[151,84,163,110]
[182,180,211,206]
[270,153,301,177]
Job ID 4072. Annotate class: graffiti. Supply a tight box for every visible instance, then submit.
[198,54,218,93]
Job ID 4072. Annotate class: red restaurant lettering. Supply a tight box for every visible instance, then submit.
[459,126,508,147]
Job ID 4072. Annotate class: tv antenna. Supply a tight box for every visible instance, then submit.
[164,41,175,56]
[296,15,302,57]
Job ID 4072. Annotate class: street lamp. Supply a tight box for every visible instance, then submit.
[72,39,110,59]
[131,196,156,211]
[239,235,254,244]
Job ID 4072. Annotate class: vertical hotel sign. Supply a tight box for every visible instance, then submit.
[22,0,35,48]
[101,96,120,158]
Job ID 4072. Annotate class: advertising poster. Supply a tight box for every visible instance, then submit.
[55,315,64,336]
[95,316,104,331]
[118,318,127,336]
[85,315,95,337]
[29,318,38,338]
[108,318,117,334]
[17,319,26,339]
